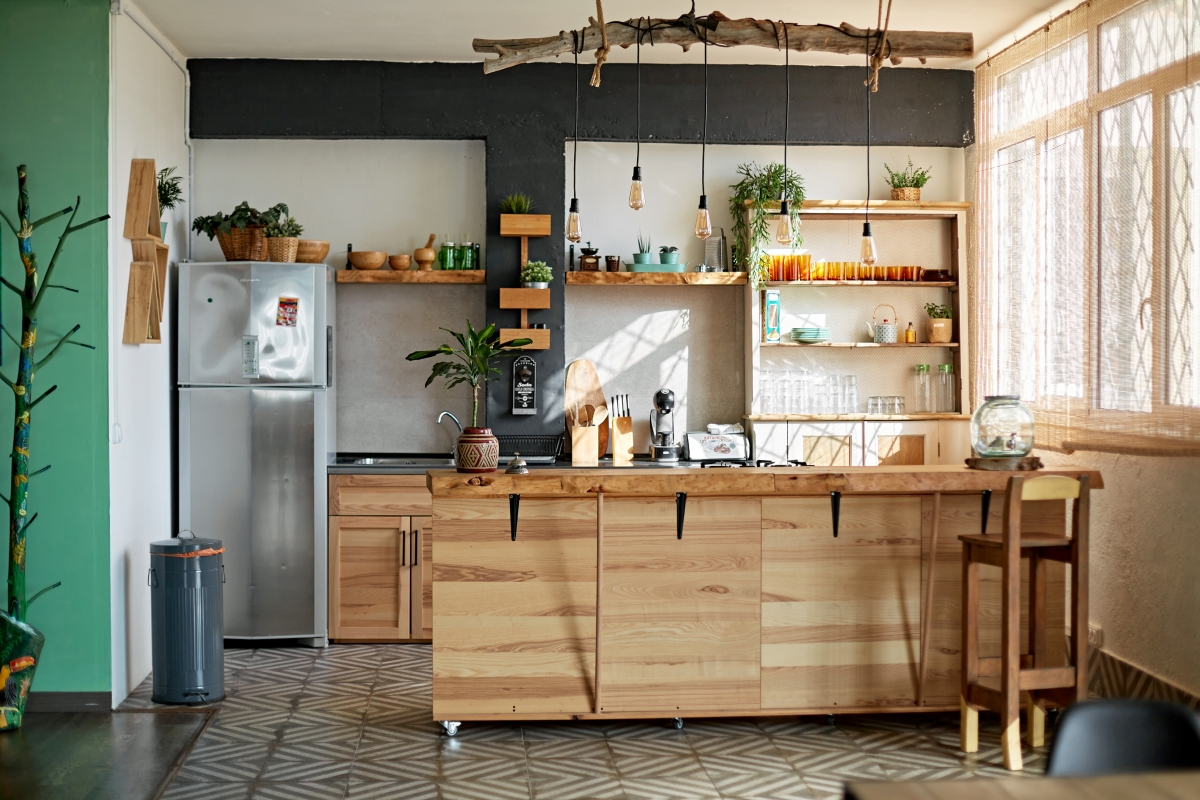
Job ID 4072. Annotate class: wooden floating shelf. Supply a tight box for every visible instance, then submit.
[746,413,970,422]
[499,327,550,350]
[336,270,486,284]
[748,199,972,210]
[763,280,956,288]
[763,341,959,348]
[566,272,748,286]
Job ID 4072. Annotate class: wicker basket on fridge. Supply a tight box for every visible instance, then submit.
[216,226,267,261]
[266,237,300,263]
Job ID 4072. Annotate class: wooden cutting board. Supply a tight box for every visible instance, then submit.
[565,359,609,456]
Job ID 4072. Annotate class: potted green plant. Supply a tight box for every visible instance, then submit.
[407,321,532,473]
[924,301,954,343]
[265,215,304,263]
[659,245,680,265]
[521,260,552,289]
[499,193,535,214]
[884,158,932,202]
[728,162,805,286]
[156,166,182,240]
[633,232,653,265]
[192,202,288,262]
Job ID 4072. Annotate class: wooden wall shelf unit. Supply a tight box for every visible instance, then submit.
[336,270,486,284]
[566,272,749,286]
[747,413,971,422]
[763,341,959,348]
[762,281,956,288]
[500,213,551,267]
[121,158,165,345]
[498,286,551,350]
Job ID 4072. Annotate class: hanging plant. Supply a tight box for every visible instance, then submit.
[728,162,805,286]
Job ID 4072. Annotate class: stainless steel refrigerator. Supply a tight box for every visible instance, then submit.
[178,261,335,646]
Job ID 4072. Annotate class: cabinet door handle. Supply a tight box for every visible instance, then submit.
[676,492,687,539]
[401,530,407,566]
[831,491,841,538]
[510,494,520,541]
[413,530,419,565]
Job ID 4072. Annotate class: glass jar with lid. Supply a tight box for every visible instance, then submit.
[936,364,956,413]
[970,396,1035,457]
[913,365,932,413]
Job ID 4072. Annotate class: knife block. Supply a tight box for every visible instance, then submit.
[571,426,599,467]
[612,417,634,465]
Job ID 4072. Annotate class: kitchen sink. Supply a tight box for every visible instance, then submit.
[334,456,456,467]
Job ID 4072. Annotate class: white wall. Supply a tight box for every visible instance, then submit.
[108,8,189,706]
[192,139,487,452]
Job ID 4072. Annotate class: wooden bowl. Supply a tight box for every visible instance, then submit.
[295,240,331,263]
[388,254,411,270]
[349,251,387,270]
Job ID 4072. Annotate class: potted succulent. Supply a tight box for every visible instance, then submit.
[192,201,289,262]
[924,301,954,343]
[156,166,182,240]
[728,162,805,286]
[884,158,932,202]
[633,232,653,265]
[499,193,535,214]
[659,245,680,265]
[407,321,532,473]
[521,260,552,289]
[265,215,304,263]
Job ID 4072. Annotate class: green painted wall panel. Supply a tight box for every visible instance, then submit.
[0,0,111,692]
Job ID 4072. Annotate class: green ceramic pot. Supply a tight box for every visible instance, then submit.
[660,251,680,265]
[632,253,653,264]
[0,612,44,731]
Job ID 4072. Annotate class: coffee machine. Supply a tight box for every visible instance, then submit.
[649,388,683,462]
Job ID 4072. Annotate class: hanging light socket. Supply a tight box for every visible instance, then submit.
[566,197,582,242]
[694,194,712,240]
[776,199,793,245]
[860,221,879,266]
[629,166,645,210]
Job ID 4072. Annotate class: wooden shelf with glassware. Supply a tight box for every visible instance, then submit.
[567,271,748,286]
[762,280,956,288]
[746,413,970,422]
[336,270,486,284]
[762,341,958,348]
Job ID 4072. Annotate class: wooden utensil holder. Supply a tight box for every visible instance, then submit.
[612,417,634,465]
[571,426,599,467]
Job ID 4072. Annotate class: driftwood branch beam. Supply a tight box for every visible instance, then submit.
[472,14,972,75]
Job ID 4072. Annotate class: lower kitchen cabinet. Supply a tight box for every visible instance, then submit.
[328,515,412,641]
[751,420,970,466]
[410,515,432,638]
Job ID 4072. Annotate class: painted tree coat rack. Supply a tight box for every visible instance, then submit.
[121,158,167,344]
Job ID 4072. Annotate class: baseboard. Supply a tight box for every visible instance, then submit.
[1088,648,1200,711]
[25,691,112,713]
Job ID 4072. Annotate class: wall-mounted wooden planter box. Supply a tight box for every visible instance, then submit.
[499,328,550,350]
[499,214,551,237]
[499,288,551,310]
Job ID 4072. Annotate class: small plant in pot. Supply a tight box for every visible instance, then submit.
[924,302,954,343]
[884,158,932,202]
[192,201,288,261]
[659,245,680,265]
[265,216,304,263]
[633,232,653,265]
[156,166,182,240]
[499,193,535,214]
[521,260,552,289]
[407,321,532,473]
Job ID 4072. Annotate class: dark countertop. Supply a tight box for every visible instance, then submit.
[327,455,709,475]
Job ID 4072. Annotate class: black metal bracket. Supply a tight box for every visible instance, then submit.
[981,490,992,535]
[831,491,841,538]
[676,492,687,539]
[509,493,520,541]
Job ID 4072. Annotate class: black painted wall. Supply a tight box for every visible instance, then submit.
[189,60,973,438]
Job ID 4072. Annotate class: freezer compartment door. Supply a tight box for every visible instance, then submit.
[180,387,323,639]
[180,262,326,385]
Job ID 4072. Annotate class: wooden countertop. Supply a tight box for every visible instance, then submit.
[846,770,1200,800]
[427,465,1104,497]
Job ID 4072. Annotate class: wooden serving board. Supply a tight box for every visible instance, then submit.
[565,359,608,456]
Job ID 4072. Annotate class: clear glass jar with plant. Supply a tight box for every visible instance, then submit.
[728,162,805,286]
[521,260,552,288]
[884,158,932,201]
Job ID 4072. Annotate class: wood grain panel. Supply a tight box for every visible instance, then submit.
[600,497,761,713]
[762,497,921,709]
[328,516,410,641]
[330,474,432,515]
[432,497,597,716]
[411,515,433,639]
[919,494,1067,705]
[879,435,927,466]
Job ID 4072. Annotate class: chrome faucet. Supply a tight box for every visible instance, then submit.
[437,411,463,463]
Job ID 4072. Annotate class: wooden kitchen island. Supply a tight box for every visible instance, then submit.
[426,466,1102,729]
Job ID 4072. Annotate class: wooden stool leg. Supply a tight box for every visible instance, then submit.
[1026,695,1046,748]
[1002,717,1023,771]
[1001,489,1023,771]
[1029,553,1047,668]
[960,548,980,754]
[961,695,978,753]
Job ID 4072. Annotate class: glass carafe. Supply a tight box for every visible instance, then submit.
[936,364,956,412]
[913,365,932,413]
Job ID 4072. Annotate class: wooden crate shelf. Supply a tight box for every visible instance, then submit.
[499,328,550,350]
[566,272,748,286]
[336,270,486,284]
[499,288,550,309]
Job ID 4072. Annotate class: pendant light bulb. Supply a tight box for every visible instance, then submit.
[566,198,582,242]
[776,199,793,245]
[628,166,646,210]
[695,195,712,240]
[860,221,879,266]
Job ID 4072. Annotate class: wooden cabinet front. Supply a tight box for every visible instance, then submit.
[410,515,433,639]
[761,496,921,709]
[600,497,762,714]
[328,515,411,641]
[330,474,433,516]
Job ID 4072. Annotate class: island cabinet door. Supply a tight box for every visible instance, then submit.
[409,515,433,639]
[432,497,597,717]
[328,516,411,641]
[761,497,921,710]
[600,497,762,714]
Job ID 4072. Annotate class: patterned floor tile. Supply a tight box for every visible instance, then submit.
[607,738,694,759]
[703,770,813,799]
[161,780,255,800]
[613,755,711,780]
[266,742,361,762]
[359,723,444,743]
[238,664,314,683]
[438,758,530,783]
[221,694,297,714]
[683,719,766,738]
[258,758,354,783]
[797,761,889,800]
[689,736,784,758]
[276,723,364,743]
[444,722,525,742]
[350,758,443,781]
[619,776,720,799]
[290,707,369,726]
[755,718,837,738]
[440,739,530,760]
[524,739,613,760]
[189,741,272,763]
[871,747,977,781]
[530,774,626,799]
[527,757,620,780]
[698,751,793,774]
[251,781,349,799]
[840,726,934,753]
[522,721,608,740]
[439,779,532,800]
[603,721,691,740]
[175,759,265,783]
[344,781,440,800]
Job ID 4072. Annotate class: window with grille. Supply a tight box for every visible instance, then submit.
[975,0,1200,454]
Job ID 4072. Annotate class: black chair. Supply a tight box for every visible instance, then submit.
[1046,699,1200,776]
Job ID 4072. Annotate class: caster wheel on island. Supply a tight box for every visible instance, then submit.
[672,717,684,730]
[440,721,461,737]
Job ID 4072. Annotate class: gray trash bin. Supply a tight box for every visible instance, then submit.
[149,534,225,704]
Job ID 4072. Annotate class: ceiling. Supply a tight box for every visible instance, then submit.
[133,0,1067,69]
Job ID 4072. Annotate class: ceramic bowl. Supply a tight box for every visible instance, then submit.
[295,240,331,263]
[349,251,388,270]
[388,254,412,270]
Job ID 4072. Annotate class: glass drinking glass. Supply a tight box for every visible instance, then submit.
[842,376,859,414]
[811,261,825,280]
[867,396,882,414]
[761,372,775,414]
[798,253,811,280]
[810,375,829,414]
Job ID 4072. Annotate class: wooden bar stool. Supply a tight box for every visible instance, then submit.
[959,474,1090,771]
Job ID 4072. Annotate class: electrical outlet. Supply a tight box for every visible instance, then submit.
[1088,623,1104,648]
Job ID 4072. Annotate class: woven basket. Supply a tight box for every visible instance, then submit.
[891,187,921,202]
[267,237,300,263]
[216,226,267,261]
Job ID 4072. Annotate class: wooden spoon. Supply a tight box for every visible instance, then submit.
[591,406,608,429]
[581,404,595,427]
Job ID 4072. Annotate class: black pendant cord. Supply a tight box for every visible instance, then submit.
[573,31,580,200]
[701,25,708,196]
[636,18,642,169]
[782,23,789,199]
[865,36,871,227]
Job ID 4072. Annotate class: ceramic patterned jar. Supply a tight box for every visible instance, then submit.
[456,427,500,473]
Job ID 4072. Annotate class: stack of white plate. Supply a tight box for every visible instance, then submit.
[790,327,831,343]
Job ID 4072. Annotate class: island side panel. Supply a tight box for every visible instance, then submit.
[432,497,597,717]
[600,497,762,714]
[762,496,923,709]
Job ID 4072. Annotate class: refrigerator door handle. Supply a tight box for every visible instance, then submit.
[326,326,333,388]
